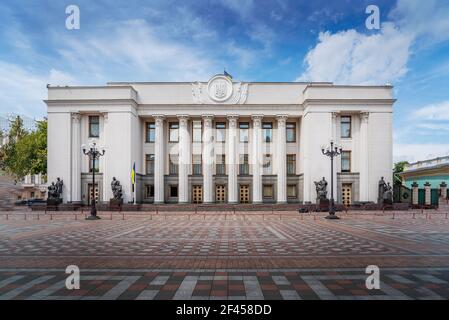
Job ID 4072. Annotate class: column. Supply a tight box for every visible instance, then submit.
[252,115,263,203]
[276,115,288,203]
[424,182,431,205]
[71,113,81,203]
[202,115,214,203]
[359,112,369,201]
[412,182,419,205]
[440,182,447,199]
[178,115,190,203]
[153,115,165,203]
[227,115,239,203]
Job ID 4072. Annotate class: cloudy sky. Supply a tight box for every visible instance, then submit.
[0,0,448,162]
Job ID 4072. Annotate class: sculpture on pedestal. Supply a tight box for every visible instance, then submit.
[110,177,123,205]
[378,177,387,203]
[47,178,63,205]
[314,177,328,200]
[382,182,393,205]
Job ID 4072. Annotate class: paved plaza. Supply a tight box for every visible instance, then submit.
[0,211,448,300]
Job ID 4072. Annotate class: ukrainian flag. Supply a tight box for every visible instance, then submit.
[131,162,136,186]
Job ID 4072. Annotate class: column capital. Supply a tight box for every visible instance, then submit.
[177,114,190,126]
[361,112,369,122]
[227,115,239,128]
[153,115,165,127]
[71,112,81,123]
[332,112,339,120]
[202,115,214,128]
[276,115,288,126]
[251,115,263,127]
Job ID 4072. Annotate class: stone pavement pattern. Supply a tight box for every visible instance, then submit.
[0,211,449,299]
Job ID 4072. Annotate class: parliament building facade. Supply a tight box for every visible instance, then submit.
[46,74,394,206]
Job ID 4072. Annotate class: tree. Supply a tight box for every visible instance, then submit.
[0,116,47,179]
[393,161,409,186]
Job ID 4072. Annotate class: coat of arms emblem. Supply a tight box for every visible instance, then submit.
[191,74,248,104]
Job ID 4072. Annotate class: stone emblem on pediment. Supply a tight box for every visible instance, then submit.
[192,75,248,104]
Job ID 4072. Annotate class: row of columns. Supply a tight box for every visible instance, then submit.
[152,114,289,203]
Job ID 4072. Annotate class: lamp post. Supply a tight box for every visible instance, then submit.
[82,141,105,220]
[321,140,342,219]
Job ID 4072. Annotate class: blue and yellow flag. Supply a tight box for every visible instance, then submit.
[131,162,136,185]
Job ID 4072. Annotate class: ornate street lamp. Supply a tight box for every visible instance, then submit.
[321,140,342,219]
[82,141,105,220]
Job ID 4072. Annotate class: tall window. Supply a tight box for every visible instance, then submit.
[146,154,155,175]
[192,121,202,142]
[169,122,179,142]
[287,185,297,198]
[216,154,226,175]
[341,116,351,138]
[239,154,249,175]
[263,185,274,198]
[170,185,178,197]
[286,122,296,142]
[239,122,249,142]
[89,116,99,138]
[287,154,296,175]
[216,122,226,142]
[263,154,272,174]
[144,185,154,198]
[341,151,351,172]
[146,122,155,142]
[192,154,202,175]
[262,122,273,142]
[169,154,178,174]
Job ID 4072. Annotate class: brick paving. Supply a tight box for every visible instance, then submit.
[0,211,449,299]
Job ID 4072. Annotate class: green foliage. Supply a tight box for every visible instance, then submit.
[393,161,409,186]
[0,116,47,179]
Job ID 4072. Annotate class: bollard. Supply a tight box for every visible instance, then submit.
[413,212,415,219]
[50,214,53,220]
[75,214,77,220]
[110,213,113,220]
[37,214,40,220]
[122,213,125,220]
[392,212,395,219]
[24,214,26,221]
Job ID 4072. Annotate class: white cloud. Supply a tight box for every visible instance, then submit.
[411,100,449,120]
[0,62,74,118]
[297,23,413,84]
[394,143,449,163]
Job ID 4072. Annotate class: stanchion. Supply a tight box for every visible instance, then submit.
[122,213,125,220]
[110,213,113,220]
[50,214,53,220]
[413,212,415,219]
[392,211,395,219]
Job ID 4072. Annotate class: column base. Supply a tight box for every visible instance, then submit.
[154,201,165,204]
[252,201,263,204]
[228,201,238,204]
[276,201,287,204]
[178,201,189,204]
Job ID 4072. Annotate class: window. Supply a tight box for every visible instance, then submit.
[169,122,179,142]
[170,185,178,198]
[262,122,273,142]
[89,116,99,138]
[263,185,274,198]
[263,154,272,175]
[30,191,35,199]
[341,116,351,138]
[144,185,154,198]
[287,154,296,175]
[146,154,155,175]
[216,122,226,142]
[192,121,202,142]
[31,175,35,184]
[89,158,99,173]
[286,122,296,142]
[192,154,202,175]
[287,185,297,198]
[216,154,226,175]
[341,151,351,172]
[146,122,155,142]
[239,122,249,142]
[169,154,178,175]
[239,154,249,175]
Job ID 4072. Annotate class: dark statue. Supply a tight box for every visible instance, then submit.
[314,177,328,200]
[111,177,123,200]
[378,177,393,204]
[47,178,63,205]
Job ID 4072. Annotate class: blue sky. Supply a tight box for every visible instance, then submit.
[0,0,448,162]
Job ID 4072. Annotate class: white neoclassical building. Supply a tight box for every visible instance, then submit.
[46,74,394,206]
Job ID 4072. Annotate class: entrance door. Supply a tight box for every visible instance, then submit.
[215,185,226,203]
[192,185,203,204]
[342,184,352,207]
[239,185,250,203]
[88,184,99,205]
